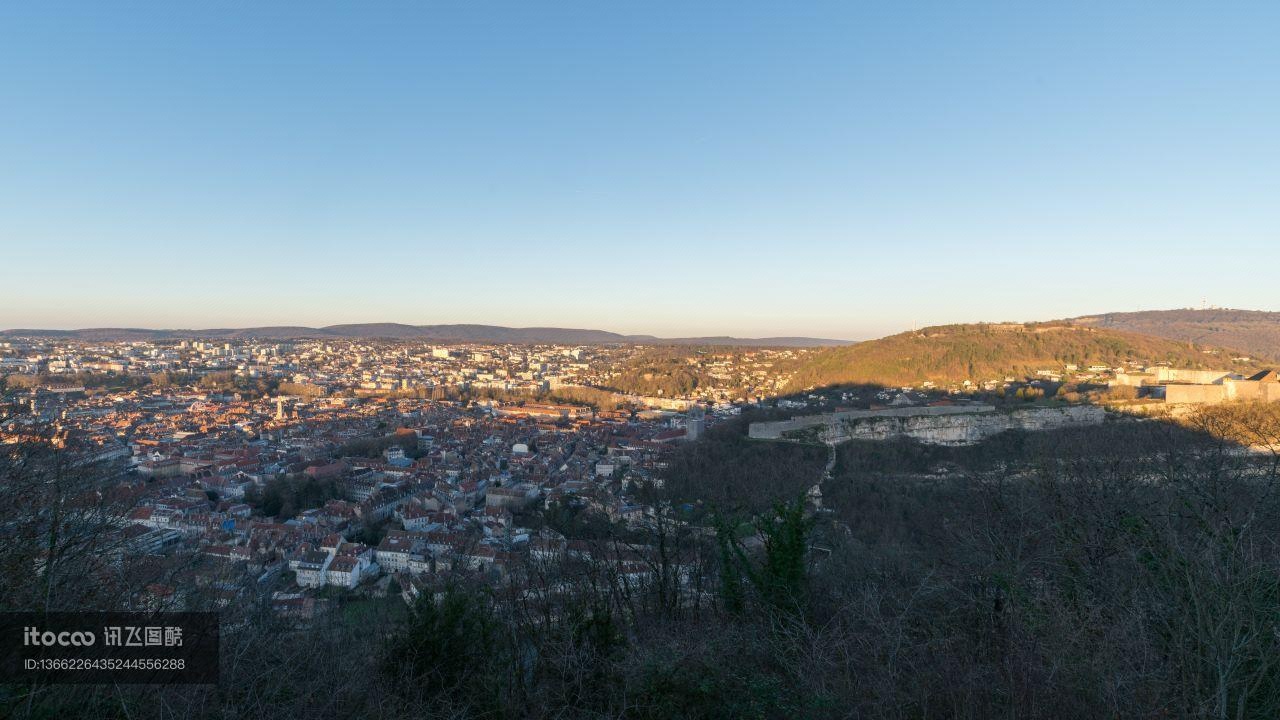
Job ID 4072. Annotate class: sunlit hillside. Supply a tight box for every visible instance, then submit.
[785,322,1260,389]
[1073,309,1280,361]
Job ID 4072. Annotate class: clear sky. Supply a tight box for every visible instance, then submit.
[1,2,1276,340]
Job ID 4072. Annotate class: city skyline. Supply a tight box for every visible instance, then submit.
[3,2,1278,338]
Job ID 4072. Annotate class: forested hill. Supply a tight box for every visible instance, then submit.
[784,322,1259,389]
[1073,309,1280,361]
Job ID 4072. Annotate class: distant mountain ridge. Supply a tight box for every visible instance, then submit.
[0,323,852,348]
[1072,309,1280,361]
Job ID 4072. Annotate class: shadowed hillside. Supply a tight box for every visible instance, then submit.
[1073,308,1280,360]
[784,322,1258,389]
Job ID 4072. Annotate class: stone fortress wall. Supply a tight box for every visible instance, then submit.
[749,404,1106,447]
[1164,377,1280,405]
[1111,367,1280,405]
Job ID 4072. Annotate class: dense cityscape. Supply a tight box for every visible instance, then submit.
[0,337,832,619]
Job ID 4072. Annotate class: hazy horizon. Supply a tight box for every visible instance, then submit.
[6,305,1280,344]
[3,2,1277,337]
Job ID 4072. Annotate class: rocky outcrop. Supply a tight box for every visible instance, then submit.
[750,405,1105,446]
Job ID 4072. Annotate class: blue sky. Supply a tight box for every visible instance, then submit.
[1,2,1276,340]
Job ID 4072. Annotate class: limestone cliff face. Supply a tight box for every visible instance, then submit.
[750,405,1105,446]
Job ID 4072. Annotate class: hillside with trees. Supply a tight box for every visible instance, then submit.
[784,322,1260,389]
[1073,308,1280,361]
[600,348,726,397]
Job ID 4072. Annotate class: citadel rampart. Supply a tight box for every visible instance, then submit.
[749,404,1106,446]
[1111,368,1280,405]
[1164,377,1280,404]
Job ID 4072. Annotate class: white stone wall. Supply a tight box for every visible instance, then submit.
[750,405,1105,446]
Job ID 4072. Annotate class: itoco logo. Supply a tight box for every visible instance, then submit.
[23,627,96,646]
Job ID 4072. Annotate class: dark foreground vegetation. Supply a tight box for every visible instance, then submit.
[3,403,1280,719]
